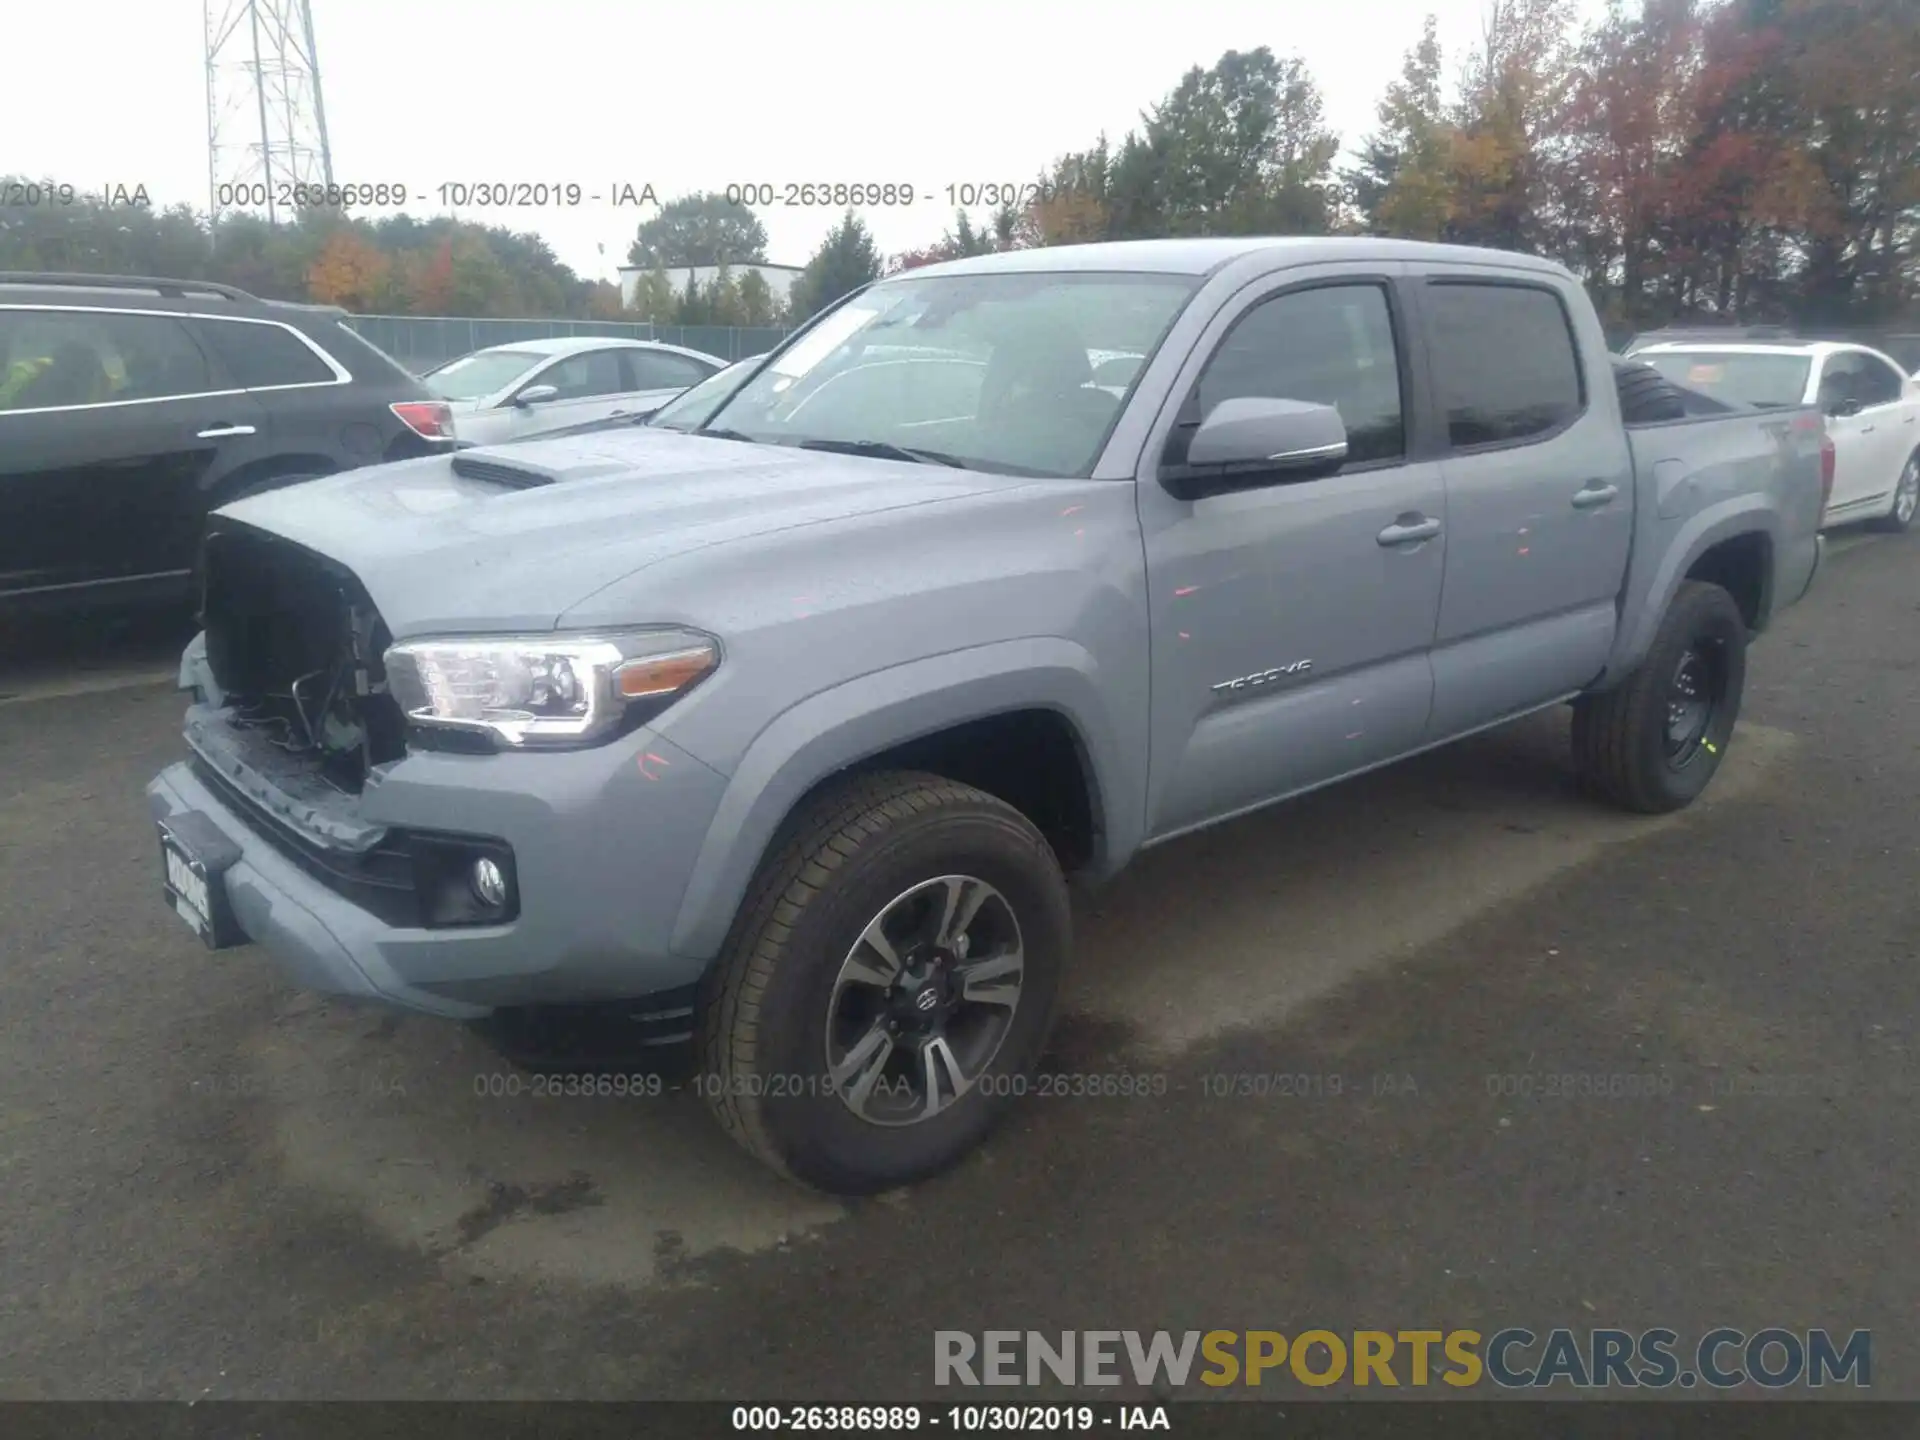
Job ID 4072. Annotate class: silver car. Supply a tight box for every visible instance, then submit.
[424,337,725,446]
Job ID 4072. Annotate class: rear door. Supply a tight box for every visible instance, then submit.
[0,305,267,598]
[1848,349,1919,510]
[1137,264,1448,837]
[189,314,358,467]
[1413,271,1634,738]
[1815,351,1888,515]
[620,348,719,419]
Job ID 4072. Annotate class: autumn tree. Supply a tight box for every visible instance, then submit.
[1348,16,1454,239]
[1550,0,1706,322]
[1017,138,1115,247]
[627,191,769,268]
[1446,0,1579,251]
[306,228,389,309]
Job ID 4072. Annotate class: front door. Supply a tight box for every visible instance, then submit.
[1137,267,1447,839]
[510,346,632,438]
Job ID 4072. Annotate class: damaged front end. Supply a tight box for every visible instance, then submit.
[198,523,407,797]
[175,522,520,932]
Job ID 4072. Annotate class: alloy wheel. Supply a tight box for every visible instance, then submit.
[824,875,1025,1127]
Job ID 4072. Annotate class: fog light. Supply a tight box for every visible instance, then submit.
[470,857,508,908]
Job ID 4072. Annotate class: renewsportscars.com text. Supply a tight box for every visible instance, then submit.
[933,1328,1870,1390]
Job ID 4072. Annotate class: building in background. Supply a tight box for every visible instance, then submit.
[617,262,804,310]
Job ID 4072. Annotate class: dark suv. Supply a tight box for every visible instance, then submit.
[0,272,455,614]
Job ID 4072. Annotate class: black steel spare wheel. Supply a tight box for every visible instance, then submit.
[699,771,1070,1195]
[1572,579,1747,814]
[1662,641,1728,770]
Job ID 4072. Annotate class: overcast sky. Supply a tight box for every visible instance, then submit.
[6,0,1610,282]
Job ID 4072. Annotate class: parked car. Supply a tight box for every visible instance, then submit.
[149,236,1826,1195]
[490,353,770,444]
[422,337,725,447]
[0,272,454,614]
[1635,339,1920,532]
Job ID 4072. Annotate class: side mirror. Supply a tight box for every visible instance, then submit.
[1826,396,1863,418]
[1164,398,1348,500]
[515,383,559,408]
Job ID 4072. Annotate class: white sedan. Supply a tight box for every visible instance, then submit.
[1637,340,1920,533]
[423,337,726,447]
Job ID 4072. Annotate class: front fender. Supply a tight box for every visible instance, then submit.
[667,636,1142,961]
[1598,496,1777,689]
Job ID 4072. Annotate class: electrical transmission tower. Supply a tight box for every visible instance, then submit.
[204,0,335,234]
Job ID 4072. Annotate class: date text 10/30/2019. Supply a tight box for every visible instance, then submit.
[730,1406,1171,1431]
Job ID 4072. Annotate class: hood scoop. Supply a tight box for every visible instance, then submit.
[450,452,557,490]
[449,443,653,491]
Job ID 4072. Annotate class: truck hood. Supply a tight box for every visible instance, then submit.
[212,429,1022,635]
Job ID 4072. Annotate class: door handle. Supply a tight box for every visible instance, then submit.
[1860,425,1876,434]
[1377,516,1441,546]
[1572,482,1620,509]
[609,409,629,417]
[196,424,256,439]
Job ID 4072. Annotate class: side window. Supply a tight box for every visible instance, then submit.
[1427,282,1585,447]
[194,318,335,388]
[1855,353,1904,408]
[0,308,212,411]
[1817,353,1865,410]
[623,350,714,391]
[1190,283,1405,466]
[533,349,625,400]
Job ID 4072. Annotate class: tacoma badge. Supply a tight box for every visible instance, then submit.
[1212,660,1313,695]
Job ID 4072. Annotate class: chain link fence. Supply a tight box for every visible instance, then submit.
[340,314,791,374]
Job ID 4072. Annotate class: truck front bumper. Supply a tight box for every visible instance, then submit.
[145,725,731,1019]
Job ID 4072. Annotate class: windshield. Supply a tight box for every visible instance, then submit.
[702,271,1201,476]
[424,348,544,401]
[649,356,762,431]
[1638,350,1812,409]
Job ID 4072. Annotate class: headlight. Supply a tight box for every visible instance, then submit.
[382,628,718,749]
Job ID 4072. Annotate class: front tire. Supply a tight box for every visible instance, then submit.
[1866,450,1919,534]
[1572,580,1747,814]
[698,771,1071,1194]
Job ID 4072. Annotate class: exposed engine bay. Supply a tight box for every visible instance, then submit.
[201,524,408,795]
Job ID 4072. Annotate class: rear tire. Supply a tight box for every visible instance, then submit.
[698,771,1071,1195]
[1572,580,1747,814]
[1866,450,1919,534]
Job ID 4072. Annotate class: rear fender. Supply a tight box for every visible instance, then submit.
[1596,497,1777,690]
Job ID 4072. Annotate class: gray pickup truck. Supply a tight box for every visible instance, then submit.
[148,237,1827,1194]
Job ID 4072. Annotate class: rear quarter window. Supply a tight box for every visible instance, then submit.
[194,318,336,388]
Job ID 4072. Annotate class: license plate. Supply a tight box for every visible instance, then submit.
[157,817,242,949]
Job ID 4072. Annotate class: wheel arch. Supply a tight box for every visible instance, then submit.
[1599,502,1778,690]
[667,638,1141,961]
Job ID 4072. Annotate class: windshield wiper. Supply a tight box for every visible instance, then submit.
[694,426,765,443]
[793,437,973,469]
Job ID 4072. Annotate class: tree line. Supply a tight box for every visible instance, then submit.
[3,0,1912,336]
[867,0,1918,333]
